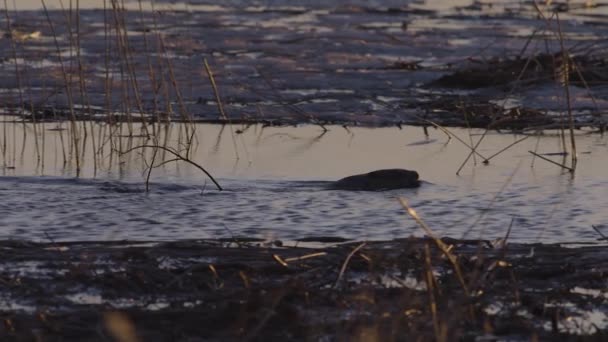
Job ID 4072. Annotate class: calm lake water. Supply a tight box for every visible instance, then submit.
[1,122,606,243]
[1,1,607,243]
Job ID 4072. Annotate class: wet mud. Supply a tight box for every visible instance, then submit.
[0,237,606,341]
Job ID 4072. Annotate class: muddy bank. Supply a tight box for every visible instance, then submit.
[0,237,606,341]
[1,1,607,129]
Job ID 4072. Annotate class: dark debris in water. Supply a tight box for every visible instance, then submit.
[430,53,608,90]
[0,237,606,341]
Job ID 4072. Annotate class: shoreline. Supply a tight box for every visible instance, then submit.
[1,237,606,340]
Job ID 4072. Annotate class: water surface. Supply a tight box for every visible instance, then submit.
[2,0,608,126]
[1,122,606,243]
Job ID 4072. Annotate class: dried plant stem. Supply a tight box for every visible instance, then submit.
[464,162,520,239]
[121,144,222,191]
[416,117,492,161]
[158,35,194,133]
[74,0,98,173]
[555,13,577,171]
[204,59,240,160]
[399,198,469,295]
[456,131,487,175]
[110,0,149,137]
[424,243,444,342]
[1,115,6,167]
[284,252,327,263]
[454,19,553,175]
[591,225,607,241]
[3,0,28,165]
[334,242,366,289]
[3,1,24,115]
[459,100,477,166]
[144,145,159,192]
[138,0,160,135]
[41,0,81,174]
[528,151,574,172]
[483,135,529,163]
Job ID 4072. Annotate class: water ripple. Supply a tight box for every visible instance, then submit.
[0,176,606,243]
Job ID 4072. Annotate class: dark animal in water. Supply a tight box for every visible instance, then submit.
[330,169,420,191]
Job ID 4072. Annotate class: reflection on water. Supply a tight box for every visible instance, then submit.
[0,121,606,243]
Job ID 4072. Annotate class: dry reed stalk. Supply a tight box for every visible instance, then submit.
[459,99,478,166]
[109,1,134,137]
[483,135,529,163]
[11,114,16,167]
[61,0,87,163]
[467,217,515,294]
[423,243,444,342]
[40,117,46,171]
[530,129,544,168]
[99,3,117,168]
[144,143,158,192]
[113,0,150,137]
[67,1,82,123]
[414,117,494,160]
[159,122,171,161]
[72,0,98,173]
[121,144,222,191]
[176,122,185,153]
[398,198,469,295]
[2,1,25,119]
[27,103,41,165]
[421,116,481,158]
[591,225,607,241]
[1,114,6,167]
[528,150,574,172]
[500,217,514,251]
[3,2,31,168]
[103,0,114,127]
[531,3,580,166]
[204,58,240,160]
[555,13,577,170]
[283,252,327,263]
[148,6,172,127]
[213,124,226,154]
[272,254,289,267]
[334,242,366,289]
[463,161,520,240]
[137,0,161,135]
[455,13,557,175]
[158,35,195,137]
[107,128,117,173]
[80,127,88,171]
[42,0,81,173]
[455,122,490,175]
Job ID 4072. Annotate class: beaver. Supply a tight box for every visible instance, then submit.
[329,169,420,191]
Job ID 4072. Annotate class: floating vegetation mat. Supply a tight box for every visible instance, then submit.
[0,237,606,340]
